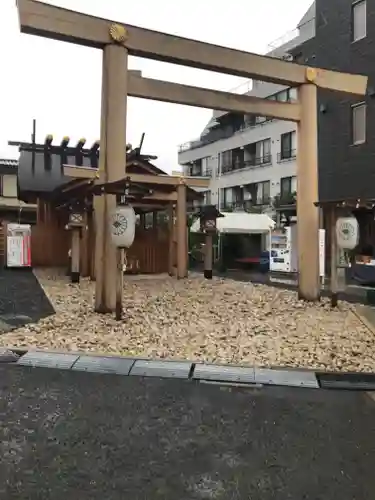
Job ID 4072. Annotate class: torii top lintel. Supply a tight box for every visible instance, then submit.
[17,0,367,95]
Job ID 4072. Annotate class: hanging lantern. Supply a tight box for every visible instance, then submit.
[336,216,359,250]
[197,205,224,234]
[109,205,136,248]
[68,212,84,228]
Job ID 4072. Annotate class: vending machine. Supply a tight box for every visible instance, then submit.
[270,225,325,278]
[6,223,32,268]
[270,226,294,273]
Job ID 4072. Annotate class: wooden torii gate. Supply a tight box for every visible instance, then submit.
[16,0,368,308]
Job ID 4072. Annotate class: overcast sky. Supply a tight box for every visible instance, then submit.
[0,0,312,172]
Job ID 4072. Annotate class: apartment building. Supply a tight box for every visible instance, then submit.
[178,3,316,215]
[179,0,373,220]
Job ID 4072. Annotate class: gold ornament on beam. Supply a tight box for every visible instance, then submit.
[305,67,318,83]
[109,23,128,44]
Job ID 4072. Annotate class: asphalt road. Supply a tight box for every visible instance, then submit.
[0,269,54,330]
[1,365,375,499]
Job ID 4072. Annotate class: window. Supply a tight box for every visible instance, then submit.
[289,88,298,101]
[221,150,232,169]
[203,191,211,205]
[262,139,271,162]
[280,131,296,160]
[1,175,17,198]
[257,181,271,204]
[277,90,288,102]
[352,102,366,144]
[222,187,233,208]
[280,176,297,200]
[255,138,271,164]
[352,1,366,42]
[191,159,202,176]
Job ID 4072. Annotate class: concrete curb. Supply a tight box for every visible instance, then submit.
[3,348,375,391]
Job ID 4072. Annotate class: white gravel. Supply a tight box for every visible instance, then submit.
[1,268,375,372]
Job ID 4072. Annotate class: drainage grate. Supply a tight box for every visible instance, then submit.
[317,372,375,390]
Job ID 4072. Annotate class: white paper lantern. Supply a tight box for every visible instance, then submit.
[109,205,136,248]
[336,216,359,250]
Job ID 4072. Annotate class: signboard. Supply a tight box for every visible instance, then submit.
[6,224,31,268]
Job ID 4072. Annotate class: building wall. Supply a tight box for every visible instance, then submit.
[294,0,375,201]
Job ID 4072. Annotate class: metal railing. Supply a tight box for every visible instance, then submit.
[221,155,272,175]
[277,149,296,162]
[220,198,271,211]
[186,168,212,177]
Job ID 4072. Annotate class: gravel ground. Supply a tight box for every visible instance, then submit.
[0,268,374,372]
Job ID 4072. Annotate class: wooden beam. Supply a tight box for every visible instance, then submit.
[128,72,301,122]
[60,179,93,193]
[132,203,168,210]
[126,173,210,189]
[17,0,367,94]
[134,192,177,202]
[63,165,210,189]
[64,165,97,179]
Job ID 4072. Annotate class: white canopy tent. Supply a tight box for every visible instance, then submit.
[190,212,275,234]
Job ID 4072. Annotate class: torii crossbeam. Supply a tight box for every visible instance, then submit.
[16,0,368,310]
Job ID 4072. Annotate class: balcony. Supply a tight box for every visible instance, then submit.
[220,198,271,212]
[221,155,272,175]
[178,119,274,153]
[186,167,212,178]
[277,150,296,163]
[274,192,297,207]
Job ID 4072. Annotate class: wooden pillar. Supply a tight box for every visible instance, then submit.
[71,228,80,283]
[330,206,338,307]
[204,233,213,279]
[176,184,187,279]
[79,212,88,277]
[297,83,320,301]
[94,43,128,312]
[87,210,95,280]
[140,212,146,229]
[168,204,175,276]
[115,248,124,320]
[152,211,158,229]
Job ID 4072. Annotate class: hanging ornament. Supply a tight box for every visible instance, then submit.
[109,205,136,248]
[336,216,359,250]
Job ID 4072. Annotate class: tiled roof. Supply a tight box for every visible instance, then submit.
[0,158,18,167]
